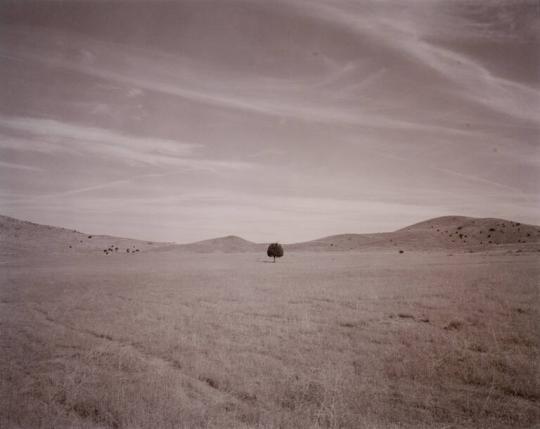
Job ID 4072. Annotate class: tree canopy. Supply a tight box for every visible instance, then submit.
[267,243,284,262]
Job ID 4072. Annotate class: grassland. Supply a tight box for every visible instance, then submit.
[1,249,538,428]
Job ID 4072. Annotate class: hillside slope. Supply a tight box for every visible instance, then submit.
[1,214,539,257]
[287,216,540,252]
[156,236,266,254]
[0,215,168,257]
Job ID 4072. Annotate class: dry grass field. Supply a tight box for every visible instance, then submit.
[1,244,539,428]
[2,1,538,427]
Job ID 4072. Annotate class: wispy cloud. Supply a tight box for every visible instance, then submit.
[402,38,540,124]
[0,160,42,172]
[2,171,184,203]
[0,116,252,171]
[0,25,496,137]
[296,0,540,124]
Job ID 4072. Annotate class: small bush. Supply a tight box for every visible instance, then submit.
[267,243,284,262]
[444,320,463,331]
[397,313,414,319]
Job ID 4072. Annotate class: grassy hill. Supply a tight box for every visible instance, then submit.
[1,214,539,257]
[0,215,167,258]
[287,216,540,253]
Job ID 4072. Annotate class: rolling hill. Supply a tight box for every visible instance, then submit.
[288,216,540,252]
[0,215,167,258]
[155,235,266,254]
[1,214,539,257]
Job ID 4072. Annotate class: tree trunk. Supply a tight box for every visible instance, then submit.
[273,256,276,263]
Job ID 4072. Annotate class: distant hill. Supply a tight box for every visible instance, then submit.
[287,216,540,252]
[1,214,539,257]
[0,215,168,257]
[156,235,266,254]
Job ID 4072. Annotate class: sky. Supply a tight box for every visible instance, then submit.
[0,0,539,243]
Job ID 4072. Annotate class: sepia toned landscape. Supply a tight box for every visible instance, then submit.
[1,0,539,428]
[1,214,539,428]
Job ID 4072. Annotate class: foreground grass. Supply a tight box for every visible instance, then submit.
[1,250,538,428]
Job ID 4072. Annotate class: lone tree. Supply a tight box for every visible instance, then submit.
[267,242,284,262]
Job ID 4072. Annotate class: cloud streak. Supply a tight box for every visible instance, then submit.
[0,160,42,172]
[293,0,540,124]
[0,24,508,138]
[0,116,252,171]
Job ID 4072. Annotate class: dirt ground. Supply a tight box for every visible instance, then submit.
[1,249,538,428]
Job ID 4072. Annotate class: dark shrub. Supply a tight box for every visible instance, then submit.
[267,243,284,262]
[444,320,463,331]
